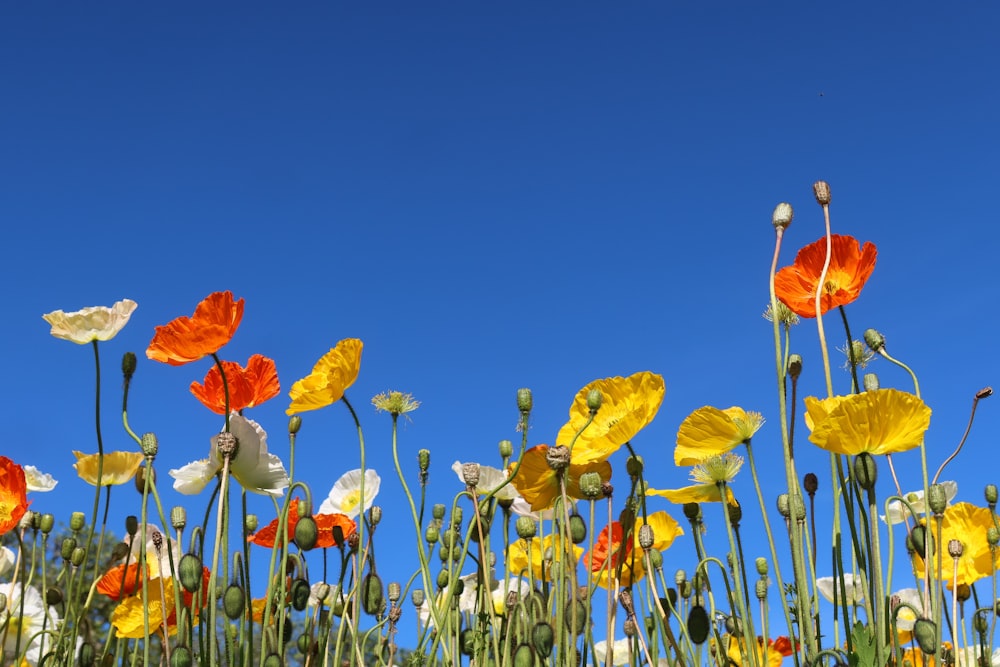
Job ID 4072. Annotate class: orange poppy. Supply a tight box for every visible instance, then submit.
[249,499,356,549]
[147,291,245,366]
[584,522,638,582]
[509,445,612,511]
[774,234,877,318]
[0,457,29,535]
[96,562,149,600]
[190,354,280,414]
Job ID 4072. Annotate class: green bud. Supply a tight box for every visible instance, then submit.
[134,463,155,494]
[531,622,554,657]
[517,388,533,413]
[121,352,137,380]
[78,642,95,667]
[451,506,463,527]
[290,578,310,612]
[436,569,450,589]
[71,547,86,567]
[909,525,930,558]
[986,484,998,506]
[569,515,587,544]
[776,494,790,518]
[586,389,603,412]
[927,484,948,515]
[683,503,701,521]
[563,599,587,635]
[39,514,54,534]
[626,455,643,478]
[179,554,205,593]
[288,415,302,434]
[295,516,318,551]
[223,584,245,620]
[110,542,130,562]
[70,512,86,532]
[140,432,159,457]
[418,449,431,472]
[263,654,282,667]
[424,524,439,544]
[516,516,537,540]
[687,605,711,644]
[864,328,886,353]
[648,550,663,570]
[974,612,989,634]
[989,527,999,547]
[370,505,382,526]
[853,453,877,491]
[513,643,535,667]
[432,504,446,521]
[361,573,384,615]
[245,514,258,533]
[498,439,514,459]
[46,586,63,606]
[913,618,937,654]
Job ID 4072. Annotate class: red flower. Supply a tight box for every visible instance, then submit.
[584,522,632,573]
[147,291,244,366]
[249,499,356,549]
[190,354,280,414]
[96,562,148,600]
[0,457,29,535]
[774,235,877,318]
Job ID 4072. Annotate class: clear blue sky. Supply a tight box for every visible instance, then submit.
[3,1,999,647]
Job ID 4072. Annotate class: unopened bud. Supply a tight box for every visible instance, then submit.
[569,515,587,544]
[772,202,793,230]
[864,328,886,353]
[755,558,768,576]
[515,516,536,540]
[424,524,439,544]
[776,494,790,518]
[70,512,86,532]
[121,351,137,380]
[171,506,187,530]
[125,515,138,537]
[432,504,446,521]
[498,439,513,459]
[140,432,159,457]
[46,586,63,606]
[648,550,663,570]
[863,373,880,392]
[295,516,318,551]
[418,449,431,473]
[986,484,998,506]
[626,455,643,478]
[914,618,937,654]
[586,389,603,412]
[787,354,802,379]
[134,463,155,494]
[728,500,742,524]
[517,388,533,413]
[71,547,86,567]
[60,538,77,561]
[853,453,877,491]
[803,473,818,495]
[812,180,831,205]
[683,503,701,521]
[370,505,382,526]
[988,527,1000,547]
[39,513,54,534]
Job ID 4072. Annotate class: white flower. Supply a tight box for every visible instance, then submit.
[593,638,632,666]
[0,547,14,578]
[22,466,57,493]
[816,573,866,605]
[891,587,924,631]
[882,481,958,525]
[451,461,521,501]
[308,582,343,609]
[954,646,1000,667]
[0,582,61,665]
[123,524,181,580]
[509,497,572,522]
[170,414,289,497]
[319,469,380,518]
[42,299,137,344]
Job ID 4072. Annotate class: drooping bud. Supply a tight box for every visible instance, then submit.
[913,618,937,654]
[517,388,533,414]
[46,586,63,606]
[290,578,311,612]
[134,463,155,494]
[772,202,793,230]
[586,389,603,412]
[569,515,587,544]
[295,516,318,551]
[171,506,187,531]
[223,584,246,620]
[927,484,948,515]
[140,432,159,457]
[812,180,831,205]
[687,605,711,644]
[864,328,886,353]
[178,554,204,593]
[361,573,384,615]
[853,453,877,490]
[532,622,554,657]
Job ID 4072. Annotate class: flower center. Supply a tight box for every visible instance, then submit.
[341,490,361,514]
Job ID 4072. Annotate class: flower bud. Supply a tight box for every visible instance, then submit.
[927,484,948,515]
[728,499,742,524]
[78,642,95,667]
[579,472,604,499]
[431,503,445,521]
[141,432,159,457]
[586,389,603,412]
[683,503,701,521]
[772,202,793,230]
[125,515,139,537]
[864,328,886,353]
[986,484,998,507]
[424,524,439,544]
[223,584,246,620]
[513,644,534,667]
[564,599,587,635]
[863,373,880,392]
[787,354,802,379]
[178,554,204,593]
[755,558,768,576]
[675,569,687,586]
[451,506,463,527]
[803,473,818,495]
[532,622,554,657]
[288,415,302,435]
[46,586,63,606]
[39,514,54,534]
[295,516,318,551]
[988,527,999,547]
[110,542,130,562]
[569,515,587,544]
[853,453,877,491]
[171,506,187,531]
[0,593,6,610]
[134,463,155,494]
[370,505,382,526]
[71,547,86,567]
[687,605,710,644]
[648,550,663,570]
[361,573,384,615]
[498,439,514,459]
[436,569,450,589]
[957,584,971,603]
[913,618,937,654]
[626,455,643,478]
[638,524,654,550]
[975,612,989,634]
[909,525,930,558]
[244,514,258,533]
[290,578,310,612]
[121,352,137,381]
[812,180,831,205]
[517,388,533,414]
[418,449,431,473]
[515,516,537,540]
[70,512,86,532]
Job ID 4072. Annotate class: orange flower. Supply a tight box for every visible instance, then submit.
[510,445,611,511]
[585,522,639,585]
[190,354,280,414]
[774,235,877,318]
[96,562,148,600]
[147,291,244,366]
[0,457,29,535]
[249,498,356,549]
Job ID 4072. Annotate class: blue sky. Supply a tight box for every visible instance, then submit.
[4,1,999,648]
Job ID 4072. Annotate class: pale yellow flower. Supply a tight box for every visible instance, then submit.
[72,451,144,487]
[42,299,137,344]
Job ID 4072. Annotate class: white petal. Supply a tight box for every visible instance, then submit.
[169,459,219,495]
[0,547,14,578]
[323,469,381,518]
[22,466,57,493]
[235,452,289,497]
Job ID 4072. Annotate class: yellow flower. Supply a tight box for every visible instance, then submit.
[674,406,764,466]
[646,483,735,505]
[805,389,930,456]
[42,299,137,344]
[646,454,741,506]
[110,578,180,639]
[586,511,684,589]
[507,534,583,582]
[714,635,794,667]
[72,451,144,487]
[287,339,363,415]
[911,502,999,588]
[510,445,611,511]
[555,372,665,464]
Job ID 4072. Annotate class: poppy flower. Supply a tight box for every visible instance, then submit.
[774,234,877,318]
[804,389,930,456]
[72,451,144,487]
[883,481,957,525]
[0,457,29,535]
[646,453,742,506]
[911,502,999,588]
[22,465,57,493]
[451,461,523,503]
[506,534,583,582]
[170,414,289,497]
[510,445,612,511]
[593,638,632,667]
[815,573,866,606]
[96,562,149,600]
[0,582,61,665]
[190,354,280,414]
[674,406,764,466]
[286,339,363,415]
[716,635,794,667]
[249,498,356,549]
[317,469,381,519]
[555,372,665,464]
[42,299,138,344]
[584,511,683,589]
[146,291,244,366]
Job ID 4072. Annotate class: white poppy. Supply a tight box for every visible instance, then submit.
[22,466,56,493]
[953,646,1000,667]
[593,638,632,666]
[170,414,289,497]
[319,469,380,518]
[0,582,61,665]
[123,523,181,580]
[0,546,14,578]
[882,481,958,525]
[816,573,866,605]
[42,299,137,344]
[451,461,521,502]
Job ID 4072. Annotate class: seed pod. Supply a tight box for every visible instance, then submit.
[361,573,384,615]
[687,605,710,644]
[223,585,245,620]
[178,554,204,593]
[913,618,937,654]
[294,516,318,551]
[532,621,554,657]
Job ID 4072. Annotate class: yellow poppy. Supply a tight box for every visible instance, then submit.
[72,451,144,487]
[507,534,583,582]
[805,389,930,456]
[646,484,735,505]
[674,406,764,466]
[555,372,665,464]
[111,578,178,639]
[286,339,363,415]
[509,445,611,511]
[911,502,999,588]
[714,635,794,667]
[647,453,741,506]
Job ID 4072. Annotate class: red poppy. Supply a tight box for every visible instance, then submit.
[774,235,877,318]
[190,354,280,414]
[249,499,356,549]
[0,457,29,535]
[147,291,244,366]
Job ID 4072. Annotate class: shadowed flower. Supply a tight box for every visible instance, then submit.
[646,453,742,506]
[169,414,289,497]
[249,498,356,549]
[72,451,144,487]
[883,481,957,525]
[0,546,13,578]
[715,635,794,667]
[816,573,866,606]
[555,372,665,464]
[318,469,380,519]
[805,389,931,456]
[510,445,612,511]
[911,502,999,588]
[507,534,583,582]
[451,461,522,502]
[674,406,764,466]
[287,339,363,415]
[42,299,137,344]
[96,562,149,600]
[0,457,28,536]
[22,466,56,493]
[774,234,877,318]
[1,582,61,665]
[190,354,280,414]
[147,291,244,366]
[593,638,632,666]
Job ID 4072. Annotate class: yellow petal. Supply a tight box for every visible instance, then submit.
[807,389,930,456]
[634,511,684,552]
[73,451,144,487]
[646,483,735,505]
[674,406,742,466]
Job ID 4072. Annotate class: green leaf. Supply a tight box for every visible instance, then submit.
[848,621,877,667]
